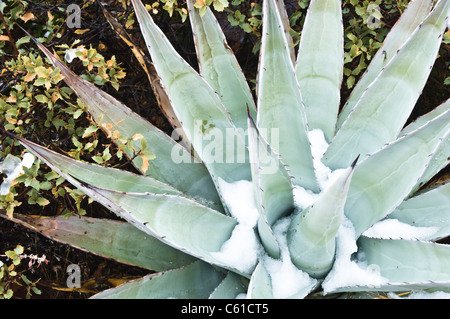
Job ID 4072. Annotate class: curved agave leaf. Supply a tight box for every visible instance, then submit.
[345,109,450,237]
[295,0,344,142]
[17,137,180,195]
[187,0,257,132]
[209,272,249,299]
[14,135,223,211]
[247,262,274,299]
[337,0,434,127]
[91,261,224,299]
[324,0,450,169]
[5,142,242,275]
[24,31,220,205]
[7,214,196,272]
[131,0,251,189]
[248,111,294,258]
[402,98,450,192]
[247,259,318,298]
[384,182,450,241]
[73,184,250,276]
[258,0,319,192]
[287,160,356,278]
[352,237,450,292]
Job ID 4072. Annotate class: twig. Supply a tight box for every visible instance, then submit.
[0,11,19,57]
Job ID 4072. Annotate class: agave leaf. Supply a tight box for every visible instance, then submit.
[337,0,434,127]
[91,261,224,299]
[131,0,251,189]
[345,109,450,237]
[324,0,450,169]
[274,0,295,64]
[384,181,450,241]
[99,1,187,146]
[187,0,257,132]
[247,262,274,299]
[247,111,295,258]
[65,181,252,276]
[14,135,222,211]
[402,99,450,134]
[247,259,318,298]
[3,142,241,275]
[24,31,220,205]
[7,213,196,272]
[402,98,450,192]
[17,137,180,195]
[209,272,249,299]
[287,160,356,278]
[258,0,319,192]
[352,237,450,292]
[295,0,344,142]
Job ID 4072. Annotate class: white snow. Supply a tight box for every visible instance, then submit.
[64,48,83,63]
[210,179,260,274]
[292,186,318,210]
[306,130,390,294]
[322,218,389,294]
[363,218,439,240]
[211,180,317,297]
[262,217,318,298]
[308,129,333,189]
[292,168,347,210]
[0,153,35,195]
[217,178,259,227]
[211,129,395,298]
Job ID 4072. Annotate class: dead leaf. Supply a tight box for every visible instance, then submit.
[132,133,144,141]
[20,12,35,22]
[141,155,149,173]
[24,72,36,82]
[74,29,90,35]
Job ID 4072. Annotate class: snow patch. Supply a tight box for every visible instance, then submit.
[0,153,35,195]
[292,168,347,210]
[363,218,439,240]
[322,218,389,294]
[306,129,349,192]
[262,217,318,298]
[308,129,333,189]
[210,179,260,274]
[64,48,84,63]
[292,186,318,210]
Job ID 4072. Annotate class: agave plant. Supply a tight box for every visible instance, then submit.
[2,0,450,298]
